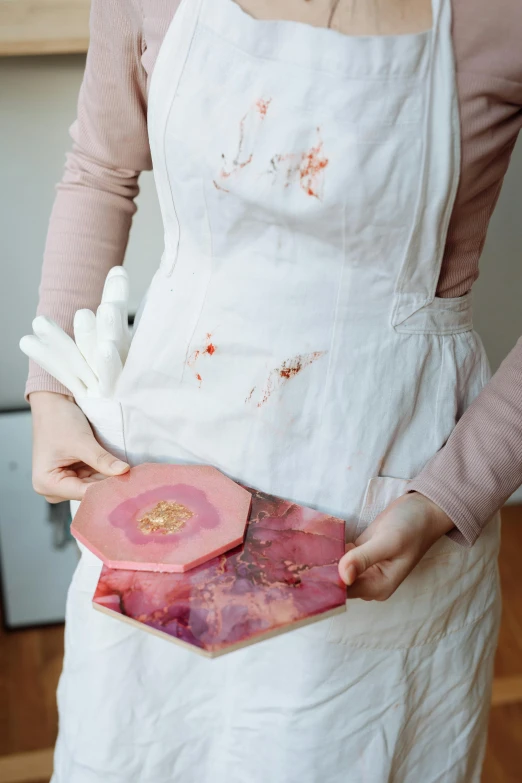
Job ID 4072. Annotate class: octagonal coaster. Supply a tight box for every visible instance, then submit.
[92,486,346,657]
[71,463,252,573]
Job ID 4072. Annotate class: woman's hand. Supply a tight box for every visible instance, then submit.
[29,391,130,504]
[338,491,454,600]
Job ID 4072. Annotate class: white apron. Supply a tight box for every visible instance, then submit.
[57,0,502,780]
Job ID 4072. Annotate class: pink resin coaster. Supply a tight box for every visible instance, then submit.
[71,463,252,573]
[92,486,346,657]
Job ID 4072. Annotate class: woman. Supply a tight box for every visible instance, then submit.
[26,1,522,781]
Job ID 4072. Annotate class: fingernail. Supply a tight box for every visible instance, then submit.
[344,564,356,586]
[112,460,130,473]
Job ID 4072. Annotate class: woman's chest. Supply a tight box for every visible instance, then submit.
[140,0,433,81]
[235,0,432,35]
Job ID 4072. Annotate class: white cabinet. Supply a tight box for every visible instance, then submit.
[0,410,79,628]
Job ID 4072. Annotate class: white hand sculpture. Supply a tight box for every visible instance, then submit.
[20,266,132,400]
[100,266,132,364]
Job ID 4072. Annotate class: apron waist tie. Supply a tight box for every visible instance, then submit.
[392,291,473,335]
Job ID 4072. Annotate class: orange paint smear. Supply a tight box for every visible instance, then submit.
[268,130,329,199]
[256,98,272,118]
[220,109,254,178]
[220,154,253,179]
[188,349,200,367]
[299,136,329,199]
[257,351,326,407]
[188,335,217,367]
[217,98,271,184]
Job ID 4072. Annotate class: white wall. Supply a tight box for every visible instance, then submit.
[1,55,163,409]
[2,54,522,409]
[473,147,522,371]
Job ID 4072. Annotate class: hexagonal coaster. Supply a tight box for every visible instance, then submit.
[92,486,346,657]
[71,463,252,573]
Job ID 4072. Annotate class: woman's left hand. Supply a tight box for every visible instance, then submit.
[338,491,455,600]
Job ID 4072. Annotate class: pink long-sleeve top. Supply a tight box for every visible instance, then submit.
[25,0,522,547]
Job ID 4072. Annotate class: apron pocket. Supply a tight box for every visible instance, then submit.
[356,475,410,539]
[74,394,128,465]
[323,475,499,649]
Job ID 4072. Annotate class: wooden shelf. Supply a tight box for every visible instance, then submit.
[0,0,90,57]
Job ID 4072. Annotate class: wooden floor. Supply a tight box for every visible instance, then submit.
[482,505,522,783]
[1,508,521,783]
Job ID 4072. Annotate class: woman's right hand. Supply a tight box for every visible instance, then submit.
[29,391,130,504]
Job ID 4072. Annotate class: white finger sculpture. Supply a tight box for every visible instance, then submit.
[95,340,124,397]
[19,331,92,399]
[20,266,131,400]
[74,308,98,376]
[102,267,132,363]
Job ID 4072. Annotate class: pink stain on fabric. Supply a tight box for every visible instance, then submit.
[255,98,272,118]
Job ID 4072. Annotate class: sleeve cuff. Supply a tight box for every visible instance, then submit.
[24,370,73,404]
[407,476,483,548]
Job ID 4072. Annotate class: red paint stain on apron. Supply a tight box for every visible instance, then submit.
[257,351,326,407]
[220,153,253,179]
[188,334,217,370]
[268,129,329,199]
[300,134,329,199]
[256,98,272,118]
[219,98,272,181]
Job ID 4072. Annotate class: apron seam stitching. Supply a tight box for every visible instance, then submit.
[392,0,461,331]
[180,182,215,377]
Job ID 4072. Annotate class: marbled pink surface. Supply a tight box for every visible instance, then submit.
[71,463,252,572]
[93,487,346,656]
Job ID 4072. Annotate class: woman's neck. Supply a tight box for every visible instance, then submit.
[234,0,433,36]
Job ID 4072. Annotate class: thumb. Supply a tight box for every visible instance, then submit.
[79,437,130,477]
[339,537,389,586]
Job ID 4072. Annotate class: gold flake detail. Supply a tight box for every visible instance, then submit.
[137,501,194,535]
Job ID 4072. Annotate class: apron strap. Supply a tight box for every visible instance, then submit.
[391,0,461,330]
[148,0,206,275]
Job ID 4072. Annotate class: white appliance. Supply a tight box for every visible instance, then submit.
[0,409,79,628]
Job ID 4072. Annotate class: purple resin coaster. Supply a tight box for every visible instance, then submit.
[71,463,252,573]
[92,486,346,657]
